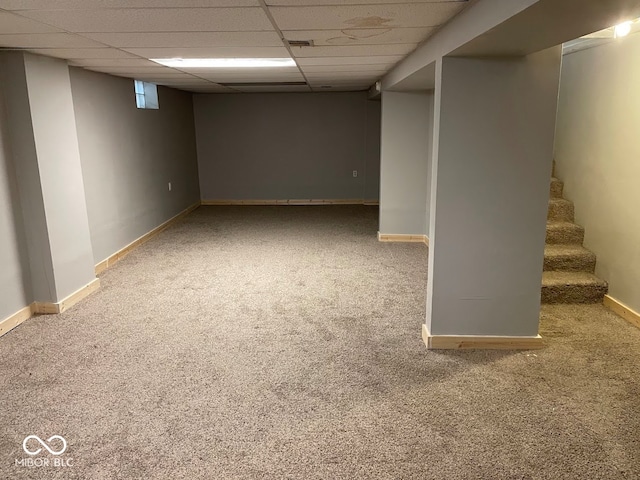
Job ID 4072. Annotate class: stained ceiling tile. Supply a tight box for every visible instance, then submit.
[123,46,290,59]
[0,33,106,48]
[0,10,61,33]
[80,31,283,48]
[282,27,434,46]
[290,44,415,58]
[18,8,273,33]
[269,3,466,31]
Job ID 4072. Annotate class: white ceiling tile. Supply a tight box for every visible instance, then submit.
[0,0,258,9]
[268,0,465,4]
[183,66,300,75]
[297,55,403,66]
[306,78,380,85]
[311,85,369,92]
[300,64,389,72]
[269,3,466,30]
[27,48,138,59]
[130,74,202,81]
[0,10,61,33]
[155,79,215,85]
[78,66,180,74]
[304,72,382,79]
[187,85,237,92]
[123,46,290,59]
[307,81,378,87]
[283,27,434,46]
[0,33,106,48]
[195,74,305,83]
[232,85,311,92]
[81,31,283,48]
[18,8,273,33]
[70,58,159,67]
[307,77,374,83]
[290,44,415,58]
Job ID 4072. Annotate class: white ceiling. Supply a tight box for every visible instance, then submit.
[0,0,471,93]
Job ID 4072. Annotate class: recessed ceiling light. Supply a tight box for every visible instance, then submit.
[150,58,296,68]
[614,21,633,38]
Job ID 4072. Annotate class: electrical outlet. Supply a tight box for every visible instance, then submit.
[353,170,358,178]
[168,182,172,191]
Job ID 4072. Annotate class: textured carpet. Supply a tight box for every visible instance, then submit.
[1,205,639,479]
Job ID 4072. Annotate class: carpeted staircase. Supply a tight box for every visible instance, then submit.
[541,176,608,304]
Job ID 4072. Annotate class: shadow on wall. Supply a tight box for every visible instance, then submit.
[0,86,33,319]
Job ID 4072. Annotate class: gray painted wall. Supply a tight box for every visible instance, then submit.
[193,92,381,201]
[379,91,433,235]
[0,76,32,319]
[1,52,95,303]
[555,35,640,313]
[25,54,96,300]
[427,48,562,337]
[70,68,200,264]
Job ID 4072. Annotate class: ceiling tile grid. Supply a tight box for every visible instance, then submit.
[0,0,472,93]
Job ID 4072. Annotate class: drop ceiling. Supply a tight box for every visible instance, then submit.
[0,0,471,93]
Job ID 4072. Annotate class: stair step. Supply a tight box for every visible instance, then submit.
[548,198,574,222]
[550,177,564,198]
[541,271,608,304]
[544,244,596,272]
[546,221,585,245]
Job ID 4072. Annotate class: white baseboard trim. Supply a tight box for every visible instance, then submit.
[604,295,640,330]
[378,232,429,246]
[422,324,543,350]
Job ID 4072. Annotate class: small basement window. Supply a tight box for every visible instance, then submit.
[134,80,159,109]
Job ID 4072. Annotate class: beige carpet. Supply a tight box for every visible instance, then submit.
[1,205,639,479]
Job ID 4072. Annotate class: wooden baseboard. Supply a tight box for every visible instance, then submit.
[201,199,376,206]
[1,278,101,338]
[95,201,200,274]
[33,278,101,315]
[378,232,429,246]
[422,324,543,350]
[0,305,33,338]
[604,295,640,330]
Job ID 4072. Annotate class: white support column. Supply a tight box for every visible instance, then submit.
[379,91,434,239]
[0,52,96,307]
[424,47,562,349]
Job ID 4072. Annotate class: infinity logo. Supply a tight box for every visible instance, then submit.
[22,435,67,456]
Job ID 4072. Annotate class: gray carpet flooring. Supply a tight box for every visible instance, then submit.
[1,205,639,479]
